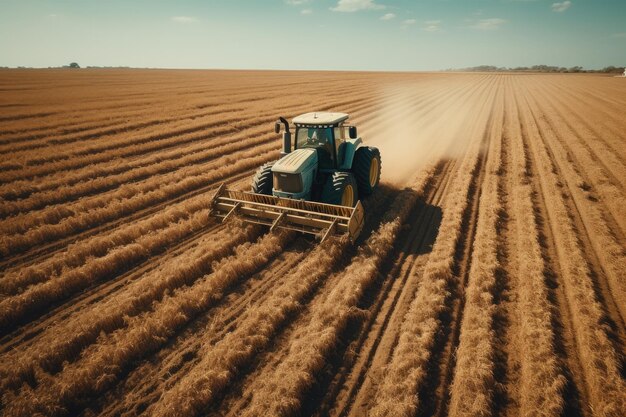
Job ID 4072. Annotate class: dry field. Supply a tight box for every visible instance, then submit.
[0,69,624,417]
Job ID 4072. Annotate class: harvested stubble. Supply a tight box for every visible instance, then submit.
[522,84,626,326]
[0,190,220,295]
[0,126,275,217]
[1,71,624,417]
[0,102,247,157]
[503,83,566,417]
[531,78,626,191]
[0,81,376,184]
[0,147,277,256]
[0,139,277,237]
[519,86,625,416]
[0,207,217,328]
[151,235,349,417]
[0,225,257,394]
[447,85,504,417]
[2,229,293,416]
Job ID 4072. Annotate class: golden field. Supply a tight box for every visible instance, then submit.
[0,69,624,417]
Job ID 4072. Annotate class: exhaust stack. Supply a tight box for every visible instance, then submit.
[275,117,291,156]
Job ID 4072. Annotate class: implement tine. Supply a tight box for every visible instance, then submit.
[320,218,338,243]
[270,212,286,232]
[223,202,241,222]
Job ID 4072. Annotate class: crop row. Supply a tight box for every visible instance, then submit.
[0,224,258,395]
[0,82,389,210]
[0,102,244,156]
[0,124,275,217]
[539,77,626,163]
[1,81,372,176]
[0,93,220,144]
[0,188,224,295]
[447,86,505,416]
[523,87,626,324]
[0,75,319,148]
[0,71,353,138]
[0,201,217,330]
[0,110,259,183]
[518,84,625,415]
[1,229,293,416]
[533,79,626,231]
[505,84,566,417]
[0,146,276,257]
[151,233,349,416]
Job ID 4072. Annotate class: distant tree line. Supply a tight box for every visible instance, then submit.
[446,65,624,73]
[1,63,132,70]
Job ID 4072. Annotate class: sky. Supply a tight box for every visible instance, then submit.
[0,0,624,71]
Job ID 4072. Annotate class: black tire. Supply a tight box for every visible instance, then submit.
[321,172,359,207]
[251,162,274,195]
[353,146,381,196]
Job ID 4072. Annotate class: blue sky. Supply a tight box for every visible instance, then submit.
[1,0,624,70]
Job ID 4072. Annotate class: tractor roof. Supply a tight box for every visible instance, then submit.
[293,112,349,126]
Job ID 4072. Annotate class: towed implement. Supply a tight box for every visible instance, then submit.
[210,112,381,242]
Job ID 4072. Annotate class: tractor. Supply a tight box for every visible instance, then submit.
[210,112,381,242]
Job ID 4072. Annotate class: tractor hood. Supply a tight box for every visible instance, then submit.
[272,148,317,174]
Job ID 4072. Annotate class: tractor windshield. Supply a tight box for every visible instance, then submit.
[295,126,335,168]
[296,127,333,150]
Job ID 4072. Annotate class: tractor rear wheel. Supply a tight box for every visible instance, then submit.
[322,172,358,207]
[251,162,274,195]
[353,146,381,196]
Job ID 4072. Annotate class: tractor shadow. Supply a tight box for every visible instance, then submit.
[403,198,443,256]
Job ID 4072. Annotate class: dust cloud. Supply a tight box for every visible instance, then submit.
[362,82,476,186]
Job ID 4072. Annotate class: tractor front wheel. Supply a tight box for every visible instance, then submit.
[321,172,358,207]
[251,162,274,195]
[353,146,381,196]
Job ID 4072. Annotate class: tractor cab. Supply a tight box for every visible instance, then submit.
[292,112,358,170]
